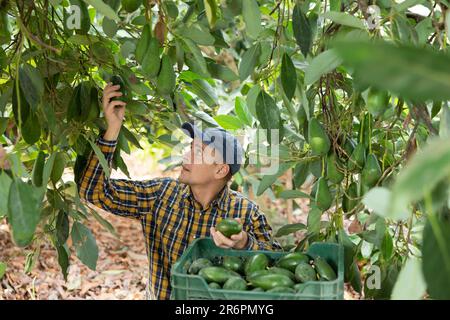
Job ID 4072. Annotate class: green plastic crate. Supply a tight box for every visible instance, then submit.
[171,237,344,300]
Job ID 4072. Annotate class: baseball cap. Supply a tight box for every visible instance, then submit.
[181,122,243,175]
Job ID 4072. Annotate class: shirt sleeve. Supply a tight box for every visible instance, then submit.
[78,136,162,219]
[244,205,283,251]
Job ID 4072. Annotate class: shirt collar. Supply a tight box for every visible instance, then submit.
[181,184,229,210]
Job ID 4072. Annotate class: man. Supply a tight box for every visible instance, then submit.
[79,83,282,300]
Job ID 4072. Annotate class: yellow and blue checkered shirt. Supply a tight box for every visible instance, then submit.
[79,137,282,299]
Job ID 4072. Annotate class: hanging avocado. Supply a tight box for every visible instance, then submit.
[327,153,344,184]
[361,154,382,187]
[308,118,330,156]
[122,0,143,13]
[342,182,358,214]
[156,55,176,96]
[347,143,366,172]
[367,88,390,117]
[141,37,161,79]
[342,138,355,159]
[110,75,129,102]
[315,177,332,211]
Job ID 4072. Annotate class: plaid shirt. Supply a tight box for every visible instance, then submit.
[79,137,282,300]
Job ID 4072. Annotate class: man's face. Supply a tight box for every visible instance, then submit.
[179,138,229,186]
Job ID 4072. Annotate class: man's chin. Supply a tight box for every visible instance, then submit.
[178,172,189,184]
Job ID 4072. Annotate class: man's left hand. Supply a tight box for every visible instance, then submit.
[210,218,248,249]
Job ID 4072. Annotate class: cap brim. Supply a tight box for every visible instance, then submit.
[181,122,203,139]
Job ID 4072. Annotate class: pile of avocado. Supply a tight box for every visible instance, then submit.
[185,251,337,294]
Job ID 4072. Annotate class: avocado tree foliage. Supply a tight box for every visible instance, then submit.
[1,0,450,299]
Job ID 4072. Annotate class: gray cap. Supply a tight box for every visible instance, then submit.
[181,122,243,175]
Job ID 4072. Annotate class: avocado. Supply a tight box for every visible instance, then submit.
[250,274,294,290]
[314,256,337,281]
[308,118,330,156]
[361,154,382,187]
[315,177,332,211]
[276,252,309,272]
[295,262,317,283]
[269,267,296,281]
[188,258,213,275]
[216,218,242,238]
[347,143,366,172]
[327,153,344,184]
[222,277,247,291]
[142,38,161,79]
[342,182,359,214]
[367,88,390,117]
[198,266,241,284]
[244,253,269,276]
[222,256,244,274]
[110,75,129,102]
[156,55,176,95]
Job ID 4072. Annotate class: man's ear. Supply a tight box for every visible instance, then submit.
[215,164,230,179]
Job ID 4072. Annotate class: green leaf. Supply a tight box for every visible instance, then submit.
[56,245,69,281]
[56,210,70,245]
[7,179,43,247]
[187,79,218,108]
[292,4,312,57]
[422,214,450,299]
[0,262,6,279]
[102,17,118,37]
[86,137,111,178]
[90,208,118,237]
[180,24,215,46]
[334,40,450,102]
[182,38,209,76]
[394,0,427,12]
[234,96,252,126]
[84,0,120,21]
[42,152,56,189]
[126,101,149,115]
[278,190,311,199]
[214,114,243,130]
[71,222,99,270]
[391,258,426,300]
[275,223,306,237]
[242,0,262,39]
[121,125,142,149]
[322,11,365,29]
[307,206,322,235]
[362,187,391,218]
[380,231,394,261]
[19,64,44,110]
[281,53,297,101]
[0,171,12,218]
[204,0,219,29]
[305,49,343,85]
[255,90,282,143]
[390,138,450,221]
[207,62,239,82]
[67,35,99,45]
[256,162,293,196]
[245,84,261,117]
[239,43,261,81]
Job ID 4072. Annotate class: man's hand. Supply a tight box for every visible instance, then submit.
[210,218,248,249]
[102,82,127,141]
